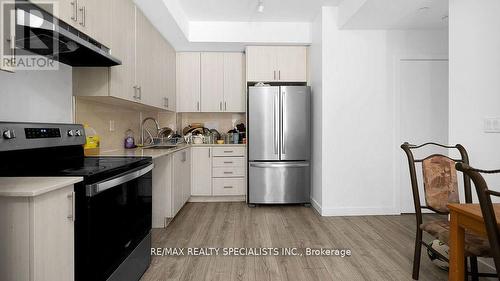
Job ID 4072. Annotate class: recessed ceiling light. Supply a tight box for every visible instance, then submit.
[257,0,264,13]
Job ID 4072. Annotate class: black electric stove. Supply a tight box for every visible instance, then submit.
[0,122,153,281]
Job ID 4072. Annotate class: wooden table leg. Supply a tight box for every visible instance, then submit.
[449,211,465,281]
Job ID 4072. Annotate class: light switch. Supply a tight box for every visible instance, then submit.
[483,118,500,133]
[109,120,115,132]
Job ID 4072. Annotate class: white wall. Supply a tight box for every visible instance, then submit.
[449,0,500,189]
[309,11,324,209]
[311,7,448,215]
[0,63,73,123]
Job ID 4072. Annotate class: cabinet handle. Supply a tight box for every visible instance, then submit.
[273,70,276,80]
[71,0,78,21]
[67,192,75,221]
[166,98,169,108]
[224,150,233,153]
[224,102,227,111]
[223,186,233,189]
[208,149,211,158]
[220,102,222,111]
[163,97,168,107]
[137,86,142,100]
[223,171,233,174]
[223,161,233,164]
[133,86,138,99]
[79,6,86,27]
[10,34,15,67]
[279,70,281,80]
[197,101,200,111]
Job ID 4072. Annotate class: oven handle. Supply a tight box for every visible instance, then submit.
[86,164,154,197]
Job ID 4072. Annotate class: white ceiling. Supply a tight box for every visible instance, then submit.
[179,0,342,22]
[342,0,448,29]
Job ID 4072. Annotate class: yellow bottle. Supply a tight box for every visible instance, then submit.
[83,124,100,153]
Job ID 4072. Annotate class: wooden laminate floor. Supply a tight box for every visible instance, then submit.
[141,202,493,281]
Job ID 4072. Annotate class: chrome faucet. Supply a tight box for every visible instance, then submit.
[140,117,160,146]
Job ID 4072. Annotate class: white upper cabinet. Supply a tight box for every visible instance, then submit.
[246,46,277,82]
[275,46,307,82]
[246,46,307,82]
[201,53,224,112]
[176,52,201,112]
[177,52,246,113]
[73,1,176,111]
[223,53,246,112]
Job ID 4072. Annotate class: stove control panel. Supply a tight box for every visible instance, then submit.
[25,128,61,139]
[0,122,86,152]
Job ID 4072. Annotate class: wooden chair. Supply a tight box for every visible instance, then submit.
[401,142,493,280]
[456,162,500,278]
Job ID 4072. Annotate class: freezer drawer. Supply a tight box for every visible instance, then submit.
[249,162,310,204]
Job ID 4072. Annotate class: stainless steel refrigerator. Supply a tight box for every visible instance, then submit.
[248,86,311,204]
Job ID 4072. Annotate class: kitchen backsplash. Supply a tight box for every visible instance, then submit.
[177,112,246,134]
[75,98,245,150]
[75,97,176,151]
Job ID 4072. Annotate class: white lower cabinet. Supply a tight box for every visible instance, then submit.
[191,147,212,196]
[152,149,191,228]
[173,149,191,216]
[190,146,247,198]
[212,178,246,196]
[0,185,75,281]
[152,154,173,228]
[152,146,245,227]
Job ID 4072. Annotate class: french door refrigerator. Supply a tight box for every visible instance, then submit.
[248,86,311,204]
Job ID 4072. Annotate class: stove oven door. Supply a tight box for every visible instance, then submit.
[76,164,153,281]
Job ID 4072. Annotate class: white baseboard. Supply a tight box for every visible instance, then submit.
[320,206,399,216]
[310,198,322,215]
[188,195,246,202]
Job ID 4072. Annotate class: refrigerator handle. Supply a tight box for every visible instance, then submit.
[281,91,286,155]
[274,92,279,154]
[250,162,310,168]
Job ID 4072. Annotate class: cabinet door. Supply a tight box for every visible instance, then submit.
[82,0,111,47]
[162,37,176,111]
[182,148,192,203]
[152,155,173,227]
[246,46,277,82]
[32,186,75,281]
[30,0,76,27]
[191,147,212,196]
[201,52,224,112]
[223,53,246,112]
[108,0,136,102]
[172,151,186,215]
[0,0,15,72]
[135,8,157,106]
[275,46,307,82]
[143,27,166,109]
[177,52,201,112]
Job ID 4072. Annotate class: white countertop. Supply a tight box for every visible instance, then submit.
[92,143,246,159]
[0,177,83,197]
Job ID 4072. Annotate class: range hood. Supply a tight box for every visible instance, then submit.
[14,1,121,67]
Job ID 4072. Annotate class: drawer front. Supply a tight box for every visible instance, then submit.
[213,167,245,177]
[213,178,246,196]
[212,157,245,167]
[212,147,246,157]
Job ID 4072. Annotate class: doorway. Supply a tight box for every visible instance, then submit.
[397,59,449,213]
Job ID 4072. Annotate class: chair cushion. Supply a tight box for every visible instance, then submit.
[422,155,460,212]
[420,220,491,257]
